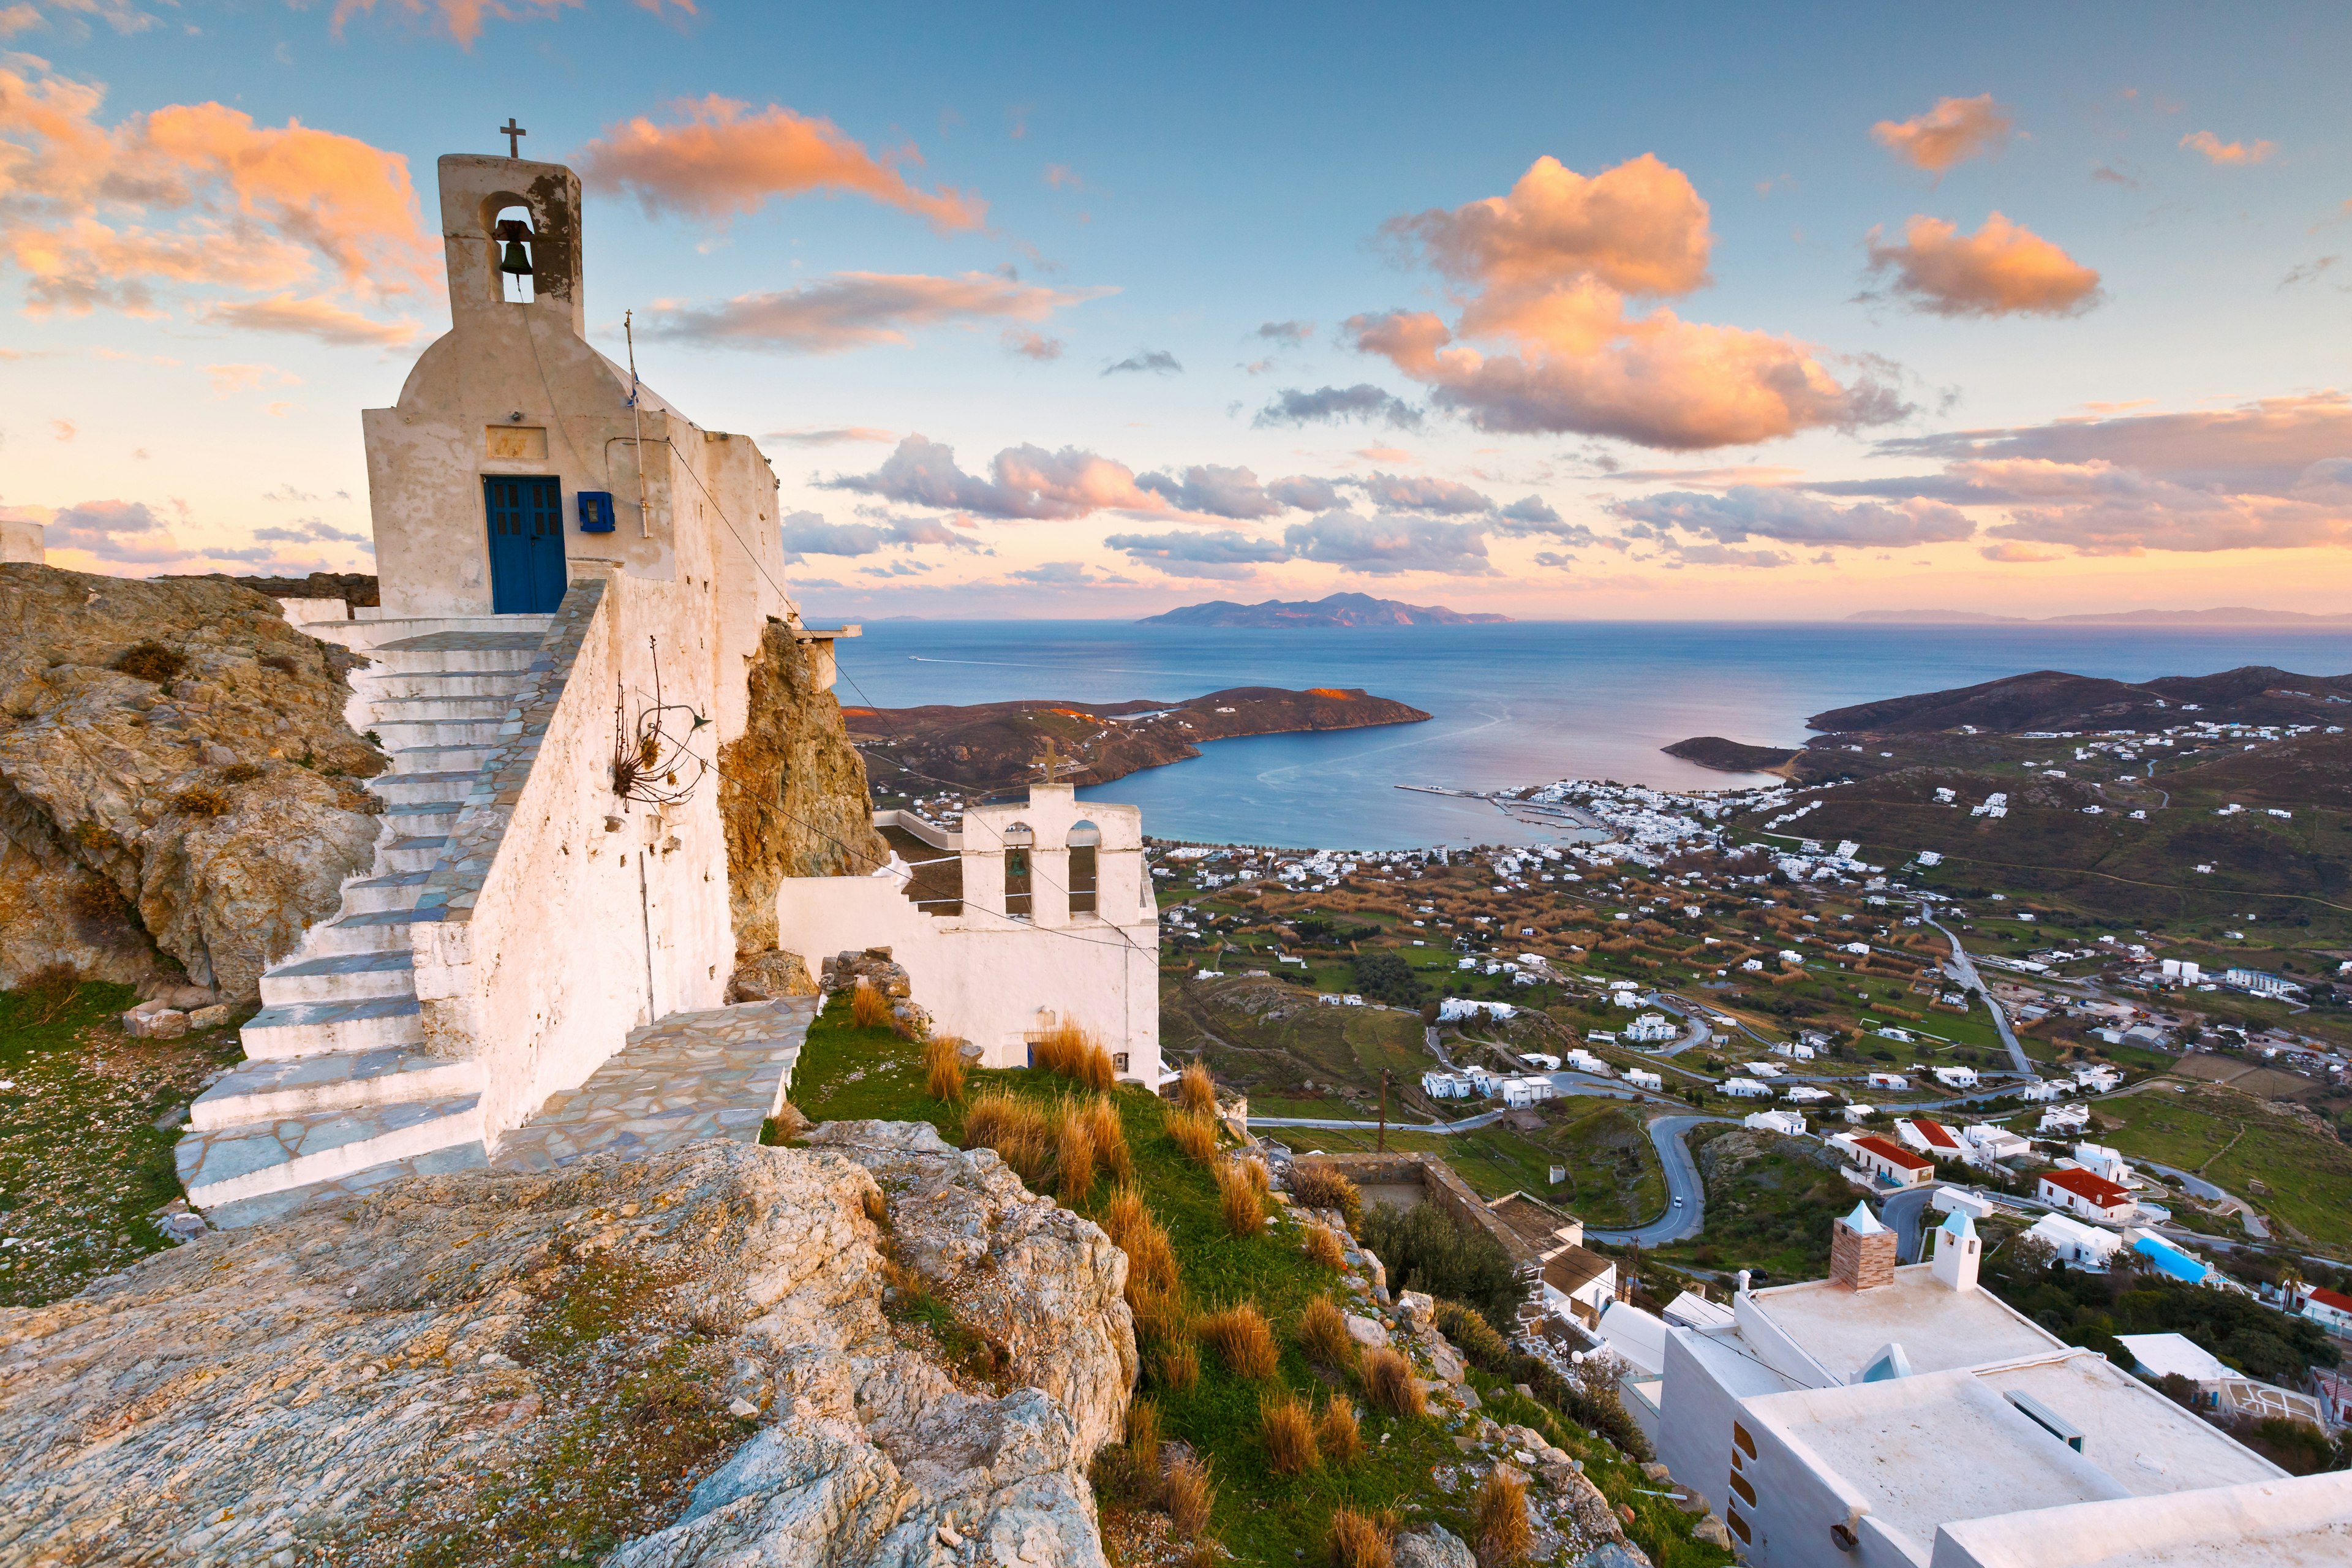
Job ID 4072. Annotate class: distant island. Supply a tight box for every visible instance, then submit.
[1140,592,1511,628]
[1849,606,2352,627]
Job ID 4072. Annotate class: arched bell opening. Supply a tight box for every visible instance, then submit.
[492,203,536,304]
[1067,820,1101,914]
[1003,821,1034,921]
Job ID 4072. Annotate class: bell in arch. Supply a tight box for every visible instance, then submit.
[494,217,535,277]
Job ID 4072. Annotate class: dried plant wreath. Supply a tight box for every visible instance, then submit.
[610,637,710,807]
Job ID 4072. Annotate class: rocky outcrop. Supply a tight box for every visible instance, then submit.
[0,565,385,997]
[0,1131,1133,1566]
[724,948,818,1002]
[718,621,889,955]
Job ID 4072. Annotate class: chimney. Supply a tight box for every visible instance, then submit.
[1932,1210,1982,1292]
[1830,1202,1896,1292]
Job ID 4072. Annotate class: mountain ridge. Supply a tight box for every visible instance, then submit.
[1139,591,1511,627]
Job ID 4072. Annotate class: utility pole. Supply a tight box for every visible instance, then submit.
[1378,1068,1390,1153]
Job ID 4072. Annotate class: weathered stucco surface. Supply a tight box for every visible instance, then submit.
[719,620,889,955]
[0,1133,1130,1566]
[0,565,381,997]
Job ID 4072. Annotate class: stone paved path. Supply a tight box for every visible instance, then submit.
[491,997,818,1172]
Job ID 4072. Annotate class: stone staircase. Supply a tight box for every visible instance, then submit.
[175,616,551,1226]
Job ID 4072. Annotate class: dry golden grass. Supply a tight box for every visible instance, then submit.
[1237,1156,1270,1197]
[1167,1107,1220,1164]
[1033,1019,1115,1090]
[1289,1160,1362,1228]
[850,981,892,1030]
[962,1088,1051,1186]
[1297,1294,1359,1372]
[1197,1301,1278,1381]
[1054,1105,1100,1203]
[1153,1338,1200,1392]
[1473,1468,1533,1567]
[1101,1185,1180,1297]
[1075,1094,1131,1182]
[1303,1223,1346,1271]
[1259,1391,1320,1476]
[1163,1452,1215,1539]
[1126,1396,1163,1467]
[1316,1398,1362,1464]
[1215,1159,1265,1237]
[1327,1507,1394,1568]
[1363,1346,1425,1419]
[1129,1279,1191,1346]
[1178,1060,1216,1113]
[924,1035,967,1102]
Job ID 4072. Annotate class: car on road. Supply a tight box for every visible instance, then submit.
[1673,1195,1685,1207]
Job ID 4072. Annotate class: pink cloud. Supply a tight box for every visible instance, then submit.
[1344,154,1901,450]
[2180,130,2276,167]
[1871,94,2015,174]
[203,292,418,347]
[1864,213,2102,318]
[330,0,694,50]
[0,59,432,318]
[829,435,1164,521]
[637,271,1106,353]
[577,96,984,232]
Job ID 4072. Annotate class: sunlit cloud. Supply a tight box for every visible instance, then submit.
[203,292,418,347]
[1870,94,2015,175]
[2180,130,2276,167]
[330,0,696,50]
[637,271,1108,353]
[1614,486,1975,549]
[1863,213,2102,318]
[1283,510,1494,576]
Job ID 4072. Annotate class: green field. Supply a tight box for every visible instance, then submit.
[2097,1084,2352,1251]
[1273,1098,1665,1228]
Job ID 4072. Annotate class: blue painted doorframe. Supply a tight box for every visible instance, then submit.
[483,475,568,614]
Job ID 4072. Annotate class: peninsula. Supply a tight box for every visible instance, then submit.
[845,684,1430,793]
[1140,592,1512,627]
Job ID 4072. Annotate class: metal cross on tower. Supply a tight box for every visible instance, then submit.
[499,118,527,157]
[1031,734,1064,782]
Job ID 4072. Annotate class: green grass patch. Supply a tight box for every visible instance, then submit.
[2097,1085,2352,1250]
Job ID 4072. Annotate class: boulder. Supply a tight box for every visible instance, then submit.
[0,567,383,998]
[1393,1524,1477,1568]
[1344,1311,1391,1349]
[1693,1514,1733,1549]
[119,1001,188,1039]
[1578,1545,1654,1568]
[823,948,913,998]
[1395,1288,1434,1326]
[0,1133,1132,1566]
[724,949,818,1003]
[187,1003,234,1031]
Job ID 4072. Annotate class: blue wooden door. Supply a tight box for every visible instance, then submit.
[483,475,567,613]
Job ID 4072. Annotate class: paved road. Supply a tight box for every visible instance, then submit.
[1880,1183,1945,1263]
[1921,913,2037,1079]
[1642,993,1717,1057]
[1246,1109,1507,1134]
[1588,1114,1738,1247]
[2137,1159,2272,1239]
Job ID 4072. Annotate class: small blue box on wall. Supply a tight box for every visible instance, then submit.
[577,491,617,533]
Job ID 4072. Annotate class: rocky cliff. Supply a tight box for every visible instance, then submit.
[718,620,890,954]
[0,1128,1133,1566]
[0,565,385,999]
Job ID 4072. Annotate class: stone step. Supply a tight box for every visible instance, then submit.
[369,769,480,805]
[391,742,500,775]
[354,669,533,703]
[369,693,516,724]
[377,834,448,874]
[202,1142,490,1231]
[239,994,425,1058]
[337,870,431,915]
[259,948,416,1005]
[313,614,556,650]
[371,718,509,750]
[178,1093,483,1213]
[380,800,466,837]
[367,643,541,677]
[309,906,446,957]
[189,1046,481,1129]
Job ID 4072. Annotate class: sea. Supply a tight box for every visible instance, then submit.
[828,620,2352,851]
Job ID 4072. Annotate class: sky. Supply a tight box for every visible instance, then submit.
[2,0,2349,620]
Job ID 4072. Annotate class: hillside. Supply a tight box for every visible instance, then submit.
[846,685,1430,794]
[1662,736,1802,774]
[1139,592,1511,627]
[1804,666,2352,734]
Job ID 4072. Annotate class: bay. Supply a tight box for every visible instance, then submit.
[829,620,2352,851]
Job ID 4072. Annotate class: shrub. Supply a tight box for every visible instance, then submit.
[924,1035,968,1102]
[1216,1158,1265,1237]
[1303,1223,1346,1271]
[169,785,232,818]
[1126,1396,1163,1469]
[1167,1107,1220,1164]
[1055,1104,1100,1203]
[1260,1390,1320,1476]
[1506,1351,1651,1463]
[1359,1200,1520,1333]
[850,981,892,1030]
[1297,1294,1359,1372]
[219,762,264,784]
[962,1088,1051,1186]
[1102,1185,1180,1297]
[1351,950,1427,1007]
[258,653,300,675]
[766,1101,811,1143]
[1033,1019,1115,1090]
[1363,1346,1424,1419]
[17,961,82,1025]
[1327,1507,1393,1568]
[1289,1161,1362,1229]
[1472,1468,1532,1567]
[1434,1298,1511,1373]
[1316,1398,1362,1465]
[1163,1453,1215,1539]
[1076,1094,1131,1182]
[1178,1059,1217,1113]
[113,642,185,684]
[1153,1338,1200,1392]
[1197,1301,1278,1381]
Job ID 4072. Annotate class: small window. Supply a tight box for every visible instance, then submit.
[1727,1509,1752,1545]
[1068,820,1100,914]
[1728,1469,1757,1507]
[1733,1420,1757,1459]
[1112,1052,1129,1072]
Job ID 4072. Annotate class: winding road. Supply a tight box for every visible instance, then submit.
[1921,913,2037,1079]
[1587,1114,1738,1247]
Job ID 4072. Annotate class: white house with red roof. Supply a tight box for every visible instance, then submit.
[1893,1117,1962,1159]
[1840,1132,1932,1189]
[2038,1166,2134,1223]
[2297,1284,2352,1338]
